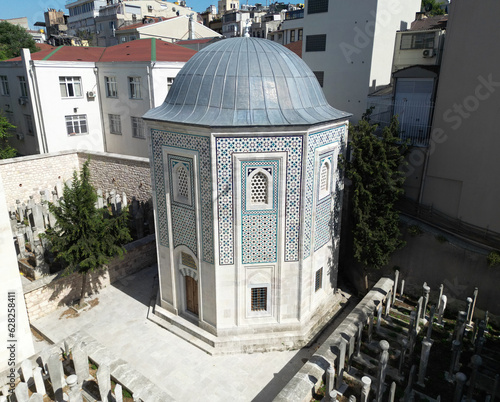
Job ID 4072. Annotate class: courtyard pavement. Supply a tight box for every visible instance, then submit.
[32,265,356,402]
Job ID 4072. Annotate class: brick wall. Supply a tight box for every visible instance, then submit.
[78,152,152,203]
[23,235,156,322]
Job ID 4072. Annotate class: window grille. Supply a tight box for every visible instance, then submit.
[65,114,88,135]
[131,117,145,139]
[320,161,329,192]
[109,114,121,134]
[181,252,197,270]
[128,76,141,99]
[315,267,323,292]
[18,76,28,97]
[305,34,327,52]
[308,0,328,14]
[177,165,189,199]
[400,32,435,50]
[250,172,268,204]
[313,71,324,87]
[251,287,267,311]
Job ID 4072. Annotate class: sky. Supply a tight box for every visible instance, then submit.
[1,0,215,30]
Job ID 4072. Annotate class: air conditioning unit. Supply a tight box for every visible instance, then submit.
[18,97,28,106]
[422,49,435,58]
[87,91,96,98]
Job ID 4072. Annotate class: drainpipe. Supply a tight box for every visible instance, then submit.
[94,66,107,152]
[25,51,49,154]
[146,64,155,109]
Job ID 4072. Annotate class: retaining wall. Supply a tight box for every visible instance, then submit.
[23,235,156,322]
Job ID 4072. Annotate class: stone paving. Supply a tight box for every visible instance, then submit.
[32,265,355,402]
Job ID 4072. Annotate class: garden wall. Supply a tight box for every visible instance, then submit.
[23,235,156,322]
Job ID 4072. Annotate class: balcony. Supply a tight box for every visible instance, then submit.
[367,98,434,147]
[284,9,304,20]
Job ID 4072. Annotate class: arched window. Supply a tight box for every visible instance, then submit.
[250,171,268,204]
[177,165,189,199]
[319,160,331,199]
[172,161,192,205]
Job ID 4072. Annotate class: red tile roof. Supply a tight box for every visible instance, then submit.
[4,39,196,63]
[284,40,302,58]
[36,43,56,52]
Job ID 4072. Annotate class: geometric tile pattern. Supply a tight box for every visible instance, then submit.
[241,160,279,264]
[216,136,303,265]
[171,204,197,255]
[304,125,346,258]
[151,129,214,264]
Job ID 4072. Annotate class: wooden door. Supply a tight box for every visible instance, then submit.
[185,276,199,316]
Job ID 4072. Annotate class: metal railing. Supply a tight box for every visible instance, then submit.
[398,197,500,250]
[284,9,304,20]
[367,98,434,147]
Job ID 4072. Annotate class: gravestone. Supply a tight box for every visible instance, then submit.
[97,363,112,402]
[115,384,123,402]
[20,359,33,383]
[15,382,29,402]
[376,340,389,402]
[33,367,46,395]
[417,339,433,387]
[393,270,399,303]
[48,352,65,400]
[453,372,467,402]
[325,365,335,402]
[361,376,371,402]
[72,341,90,386]
[438,295,447,325]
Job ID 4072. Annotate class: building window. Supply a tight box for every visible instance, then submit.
[109,114,121,134]
[0,76,9,96]
[131,116,145,138]
[313,71,324,87]
[305,34,326,52]
[308,0,328,14]
[128,77,141,99]
[65,114,88,135]
[172,160,192,205]
[315,267,323,292]
[24,114,34,136]
[251,287,267,311]
[250,171,268,205]
[18,76,28,97]
[298,29,303,41]
[59,77,82,98]
[167,77,174,92]
[290,30,295,43]
[319,159,331,199]
[105,76,117,97]
[400,32,435,50]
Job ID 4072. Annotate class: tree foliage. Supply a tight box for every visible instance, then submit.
[0,113,17,159]
[422,0,445,16]
[43,160,131,304]
[346,113,407,269]
[0,22,38,61]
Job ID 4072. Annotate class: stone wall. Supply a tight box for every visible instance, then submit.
[0,152,80,207]
[273,277,393,402]
[0,150,152,209]
[78,151,152,203]
[23,235,156,322]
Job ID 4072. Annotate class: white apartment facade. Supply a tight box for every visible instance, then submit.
[301,0,421,121]
[0,40,196,158]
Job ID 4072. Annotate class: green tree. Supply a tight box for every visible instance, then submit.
[346,113,407,269]
[0,113,17,159]
[0,21,38,60]
[422,0,445,16]
[43,160,132,307]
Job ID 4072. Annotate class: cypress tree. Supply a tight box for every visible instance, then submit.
[346,113,407,269]
[43,159,131,306]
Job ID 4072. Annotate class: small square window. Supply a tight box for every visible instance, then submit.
[251,287,267,311]
[306,34,327,52]
[315,267,323,292]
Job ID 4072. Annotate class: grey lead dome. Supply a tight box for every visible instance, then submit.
[143,37,350,127]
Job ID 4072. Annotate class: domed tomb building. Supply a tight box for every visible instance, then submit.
[143,37,351,353]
